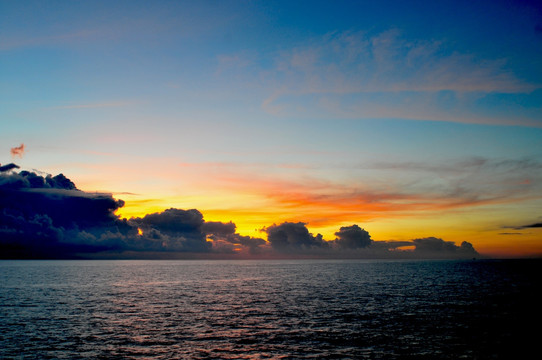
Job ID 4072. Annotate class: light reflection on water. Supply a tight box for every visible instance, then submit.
[0,259,539,359]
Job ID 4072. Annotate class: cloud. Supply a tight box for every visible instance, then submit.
[258,30,540,126]
[265,222,329,253]
[208,232,267,254]
[0,29,101,51]
[128,210,268,254]
[507,221,542,230]
[0,163,20,172]
[186,155,542,230]
[201,220,237,237]
[262,222,478,258]
[520,223,542,229]
[365,238,479,259]
[10,144,25,158]
[362,157,542,208]
[0,168,268,258]
[522,222,542,228]
[274,29,530,94]
[334,225,372,249]
[227,234,267,251]
[50,100,136,110]
[1,165,479,259]
[129,209,212,253]
[201,220,266,254]
[1,169,127,258]
[501,216,542,231]
[411,237,478,257]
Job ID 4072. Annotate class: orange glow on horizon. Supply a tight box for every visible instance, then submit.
[110,191,542,258]
[88,162,542,258]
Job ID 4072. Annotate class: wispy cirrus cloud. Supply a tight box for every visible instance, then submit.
[259,30,541,126]
[0,29,101,51]
[49,100,138,110]
[172,156,542,229]
[505,221,542,230]
[272,29,531,94]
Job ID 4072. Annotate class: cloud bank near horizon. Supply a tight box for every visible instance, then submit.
[0,166,478,259]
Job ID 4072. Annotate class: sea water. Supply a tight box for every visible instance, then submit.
[0,259,539,359]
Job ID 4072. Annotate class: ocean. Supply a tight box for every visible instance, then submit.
[0,259,539,359]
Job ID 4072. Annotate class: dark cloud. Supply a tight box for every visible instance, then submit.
[334,224,372,249]
[200,220,266,253]
[412,237,459,252]
[260,222,478,258]
[1,169,213,257]
[1,168,267,258]
[202,221,237,237]
[0,169,77,190]
[1,169,127,258]
[129,209,212,252]
[373,240,414,250]
[132,208,204,238]
[0,163,20,172]
[503,220,542,230]
[411,237,479,258]
[517,222,542,229]
[229,234,266,251]
[1,165,480,259]
[263,222,477,258]
[129,210,267,254]
[265,222,328,253]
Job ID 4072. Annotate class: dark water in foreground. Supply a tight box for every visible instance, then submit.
[0,259,540,359]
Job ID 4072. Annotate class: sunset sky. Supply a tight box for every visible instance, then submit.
[1,0,542,257]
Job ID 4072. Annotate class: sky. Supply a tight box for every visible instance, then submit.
[1,0,541,258]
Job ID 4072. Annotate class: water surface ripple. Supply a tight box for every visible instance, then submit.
[0,259,539,359]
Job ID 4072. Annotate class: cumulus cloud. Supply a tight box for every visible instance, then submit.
[201,220,237,237]
[366,238,479,259]
[0,169,127,258]
[203,220,266,254]
[0,167,267,258]
[261,221,477,258]
[0,168,204,257]
[129,210,268,254]
[334,224,372,249]
[265,222,329,253]
[129,209,211,252]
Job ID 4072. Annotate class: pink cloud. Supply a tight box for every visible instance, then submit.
[10,144,25,158]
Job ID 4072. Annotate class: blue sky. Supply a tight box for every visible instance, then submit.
[1,0,542,256]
